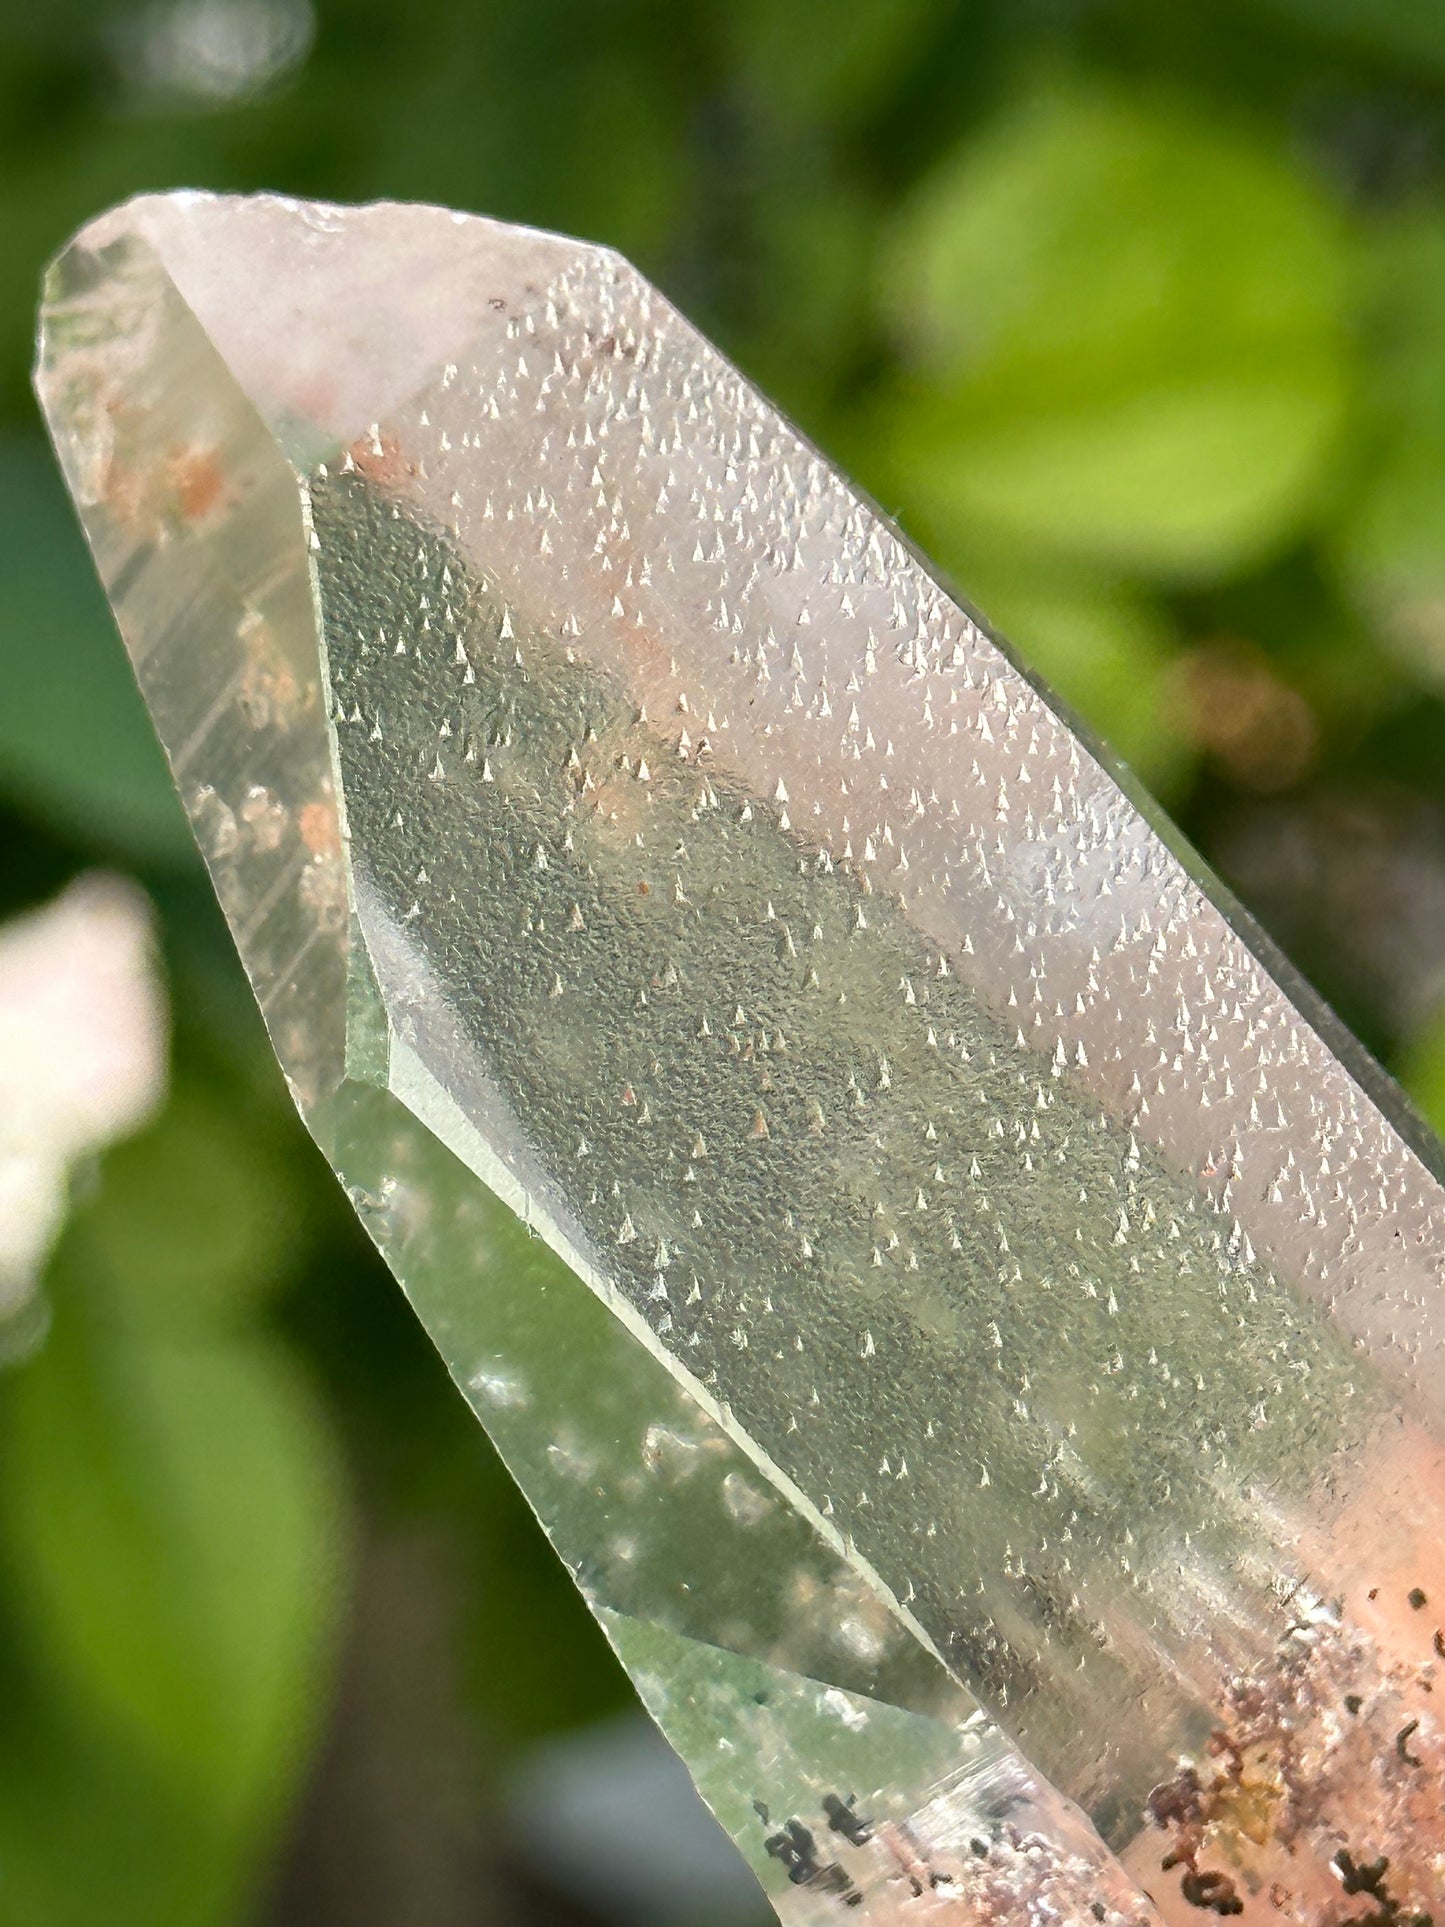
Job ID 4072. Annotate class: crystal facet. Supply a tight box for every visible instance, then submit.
[36,194,1445,1924]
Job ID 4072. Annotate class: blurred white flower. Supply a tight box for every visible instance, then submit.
[110,0,315,107]
[0,875,167,1322]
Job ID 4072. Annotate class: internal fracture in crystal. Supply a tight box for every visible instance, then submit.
[36,193,1445,1925]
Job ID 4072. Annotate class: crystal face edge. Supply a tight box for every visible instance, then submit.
[36,194,1445,1924]
[36,216,349,1110]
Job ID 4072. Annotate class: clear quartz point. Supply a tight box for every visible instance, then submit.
[35,193,1445,1925]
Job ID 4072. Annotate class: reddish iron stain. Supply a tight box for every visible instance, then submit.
[297,801,340,860]
[167,445,226,522]
[345,429,417,490]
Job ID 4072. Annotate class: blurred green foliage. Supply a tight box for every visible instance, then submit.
[881,84,1349,576]
[0,1064,343,1924]
[3,1,1445,1922]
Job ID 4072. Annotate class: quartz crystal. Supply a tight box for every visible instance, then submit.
[35,194,1445,1925]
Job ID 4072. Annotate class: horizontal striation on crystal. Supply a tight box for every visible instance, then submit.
[36,192,1445,1925]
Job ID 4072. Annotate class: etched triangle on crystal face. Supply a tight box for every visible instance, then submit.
[36,194,1445,1925]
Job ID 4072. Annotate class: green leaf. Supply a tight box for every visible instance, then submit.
[877,84,1351,579]
[0,438,196,864]
[729,0,952,126]
[0,1275,347,1925]
[0,1694,222,1927]
[71,1079,308,1334]
[1331,212,1445,687]
[1401,1003,1445,1133]
[1258,0,1445,70]
[729,178,878,424]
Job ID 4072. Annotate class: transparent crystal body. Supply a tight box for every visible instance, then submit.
[35,194,1445,1925]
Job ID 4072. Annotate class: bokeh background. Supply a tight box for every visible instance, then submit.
[4,1,1445,1922]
